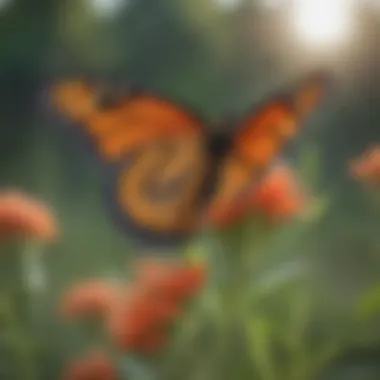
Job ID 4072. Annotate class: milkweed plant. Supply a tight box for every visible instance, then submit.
[0,144,380,380]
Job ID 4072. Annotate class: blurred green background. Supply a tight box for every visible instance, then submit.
[0,0,380,379]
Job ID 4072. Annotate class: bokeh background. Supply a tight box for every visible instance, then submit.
[0,0,380,379]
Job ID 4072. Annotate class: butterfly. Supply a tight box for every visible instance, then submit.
[50,72,330,248]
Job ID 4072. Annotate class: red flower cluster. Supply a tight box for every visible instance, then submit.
[62,350,118,380]
[60,280,120,319]
[350,145,380,188]
[0,190,57,241]
[210,164,306,228]
[250,165,305,221]
[109,259,206,354]
[59,259,206,356]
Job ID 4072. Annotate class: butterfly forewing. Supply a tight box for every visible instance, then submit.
[207,72,331,224]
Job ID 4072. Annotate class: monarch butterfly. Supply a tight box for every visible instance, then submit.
[50,72,330,248]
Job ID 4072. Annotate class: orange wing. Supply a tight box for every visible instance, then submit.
[51,80,205,161]
[51,80,210,247]
[208,72,330,226]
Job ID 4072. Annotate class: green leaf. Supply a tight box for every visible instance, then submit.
[354,284,380,320]
[183,242,207,264]
[308,337,342,377]
[0,293,13,327]
[299,195,330,223]
[252,261,304,301]
[285,287,312,352]
[246,315,276,380]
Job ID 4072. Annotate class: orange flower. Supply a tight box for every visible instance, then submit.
[151,265,205,302]
[109,258,206,354]
[349,145,380,188]
[210,165,305,228]
[250,165,305,222]
[208,200,248,229]
[135,259,206,301]
[60,280,119,320]
[61,350,118,380]
[0,190,57,241]
[133,258,174,286]
[108,286,177,351]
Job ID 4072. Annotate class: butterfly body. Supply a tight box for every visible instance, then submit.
[51,73,330,248]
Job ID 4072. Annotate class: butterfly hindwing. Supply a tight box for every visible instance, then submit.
[106,135,210,247]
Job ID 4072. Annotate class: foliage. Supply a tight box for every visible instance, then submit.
[0,0,379,379]
[1,143,379,380]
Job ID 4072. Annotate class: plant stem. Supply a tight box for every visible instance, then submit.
[214,223,261,379]
[0,241,40,380]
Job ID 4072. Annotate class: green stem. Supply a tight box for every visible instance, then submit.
[0,241,40,380]
[161,300,209,380]
[0,292,37,380]
[21,240,46,325]
[246,316,277,380]
[214,222,264,379]
[224,220,279,380]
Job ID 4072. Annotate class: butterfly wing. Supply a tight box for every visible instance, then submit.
[51,80,205,161]
[107,134,210,247]
[51,81,210,247]
[208,72,331,226]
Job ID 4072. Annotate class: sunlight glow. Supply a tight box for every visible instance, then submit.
[89,0,126,17]
[214,0,240,10]
[0,0,12,13]
[293,0,351,45]
[262,0,284,9]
